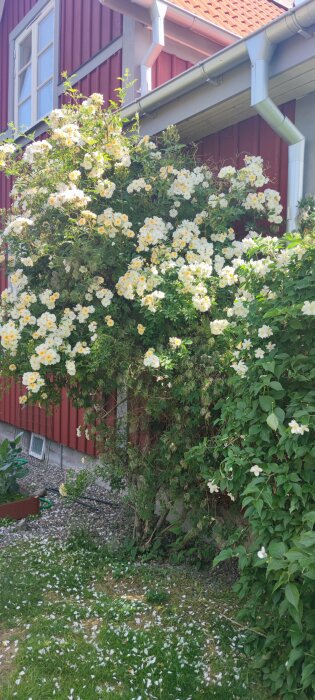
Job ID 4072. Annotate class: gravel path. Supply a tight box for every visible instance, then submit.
[0,454,130,549]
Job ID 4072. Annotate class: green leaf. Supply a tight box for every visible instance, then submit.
[269,541,287,557]
[274,406,285,423]
[287,647,304,669]
[259,395,274,412]
[285,583,300,611]
[304,511,315,525]
[212,548,234,568]
[297,532,315,548]
[302,662,315,685]
[267,413,279,431]
[269,381,283,391]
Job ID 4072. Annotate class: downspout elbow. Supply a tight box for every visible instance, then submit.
[247,33,305,231]
[141,0,167,95]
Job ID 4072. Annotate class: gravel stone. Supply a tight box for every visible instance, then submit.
[0,453,130,549]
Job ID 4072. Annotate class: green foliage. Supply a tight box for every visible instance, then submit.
[0,434,28,503]
[62,467,95,499]
[145,588,170,605]
[210,225,315,698]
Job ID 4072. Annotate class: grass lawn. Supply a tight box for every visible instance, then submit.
[0,531,270,700]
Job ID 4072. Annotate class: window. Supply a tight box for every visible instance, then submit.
[29,433,46,460]
[14,3,54,131]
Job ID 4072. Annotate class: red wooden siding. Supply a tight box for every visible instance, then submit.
[198,101,295,217]
[60,51,122,106]
[0,0,38,131]
[0,159,109,456]
[59,0,122,78]
[0,381,97,456]
[152,51,193,89]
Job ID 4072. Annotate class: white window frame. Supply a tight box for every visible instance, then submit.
[29,433,46,461]
[13,0,55,132]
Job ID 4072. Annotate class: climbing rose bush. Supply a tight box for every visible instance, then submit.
[0,89,282,407]
[0,88,314,698]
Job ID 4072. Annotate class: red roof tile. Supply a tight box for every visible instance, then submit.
[169,0,285,37]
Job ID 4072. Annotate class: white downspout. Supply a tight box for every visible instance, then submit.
[246,33,305,231]
[141,0,167,95]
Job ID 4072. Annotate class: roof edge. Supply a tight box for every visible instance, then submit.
[131,0,241,42]
[121,0,315,120]
[99,0,240,46]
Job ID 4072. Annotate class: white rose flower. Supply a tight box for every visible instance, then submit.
[169,337,182,349]
[250,465,263,477]
[210,320,229,335]
[258,325,273,339]
[302,300,315,316]
[66,360,76,376]
[207,480,219,494]
[143,349,160,368]
[257,546,268,559]
[288,420,309,435]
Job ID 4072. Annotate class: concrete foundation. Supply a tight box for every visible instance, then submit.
[0,420,98,471]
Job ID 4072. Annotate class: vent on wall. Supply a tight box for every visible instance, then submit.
[29,433,46,460]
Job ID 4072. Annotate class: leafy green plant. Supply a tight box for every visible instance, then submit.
[62,467,95,499]
[210,225,315,698]
[0,434,28,503]
[145,588,170,605]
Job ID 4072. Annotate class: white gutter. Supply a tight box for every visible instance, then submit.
[140,0,167,94]
[121,42,248,118]
[246,33,305,230]
[122,0,315,120]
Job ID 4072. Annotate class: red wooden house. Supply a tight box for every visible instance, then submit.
[0,0,315,467]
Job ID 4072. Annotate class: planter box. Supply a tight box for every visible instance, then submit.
[0,496,39,520]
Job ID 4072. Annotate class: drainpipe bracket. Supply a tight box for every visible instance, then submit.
[297,27,314,38]
[204,76,222,86]
[201,64,222,85]
[289,13,314,39]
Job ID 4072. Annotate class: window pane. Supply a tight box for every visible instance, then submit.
[37,79,53,119]
[38,10,54,52]
[37,45,53,86]
[19,33,32,69]
[19,65,32,102]
[18,98,32,129]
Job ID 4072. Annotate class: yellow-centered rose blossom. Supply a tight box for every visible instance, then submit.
[59,483,68,497]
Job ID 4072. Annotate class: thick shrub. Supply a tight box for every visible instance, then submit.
[210,229,315,698]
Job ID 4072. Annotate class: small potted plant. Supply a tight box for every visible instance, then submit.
[0,433,39,519]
